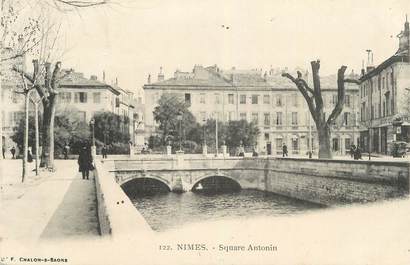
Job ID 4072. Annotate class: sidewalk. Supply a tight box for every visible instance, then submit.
[0,159,100,242]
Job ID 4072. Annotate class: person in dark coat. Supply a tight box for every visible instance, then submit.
[63,144,69,159]
[78,145,93,180]
[350,144,356,159]
[101,145,108,159]
[10,146,16,159]
[282,143,288,157]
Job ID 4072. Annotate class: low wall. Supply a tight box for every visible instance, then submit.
[94,160,152,238]
[262,158,409,205]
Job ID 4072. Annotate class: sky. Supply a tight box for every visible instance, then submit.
[48,0,410,94]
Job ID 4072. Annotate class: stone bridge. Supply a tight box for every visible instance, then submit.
[109,156,410,206]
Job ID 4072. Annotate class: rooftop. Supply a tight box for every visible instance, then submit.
[145,65,359,91]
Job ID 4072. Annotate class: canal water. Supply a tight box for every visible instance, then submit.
[128,190,323,231]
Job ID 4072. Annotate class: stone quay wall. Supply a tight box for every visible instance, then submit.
[94,160,152,238]
[112,156,410,206]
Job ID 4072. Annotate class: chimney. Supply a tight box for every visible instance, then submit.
[90,75,98,80]
[263,71,268,81]
[103,71,106,82]
[147,74,151,84]
[115,77,118,85]
[158,66,164,82]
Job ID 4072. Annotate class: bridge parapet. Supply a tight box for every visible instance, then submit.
[111,156,410,205]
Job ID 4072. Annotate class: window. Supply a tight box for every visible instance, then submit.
[292,138,299,151]
[332,138,339,151]
[228,94,234,104]
[215,93,221,104]
[239,112,247,120]
[263,95,270,104]
[275,138,283,150]
[291,112,298,125]
[345,95,350,107]
[264,133,269,141]
[185,93,191,105]
[240,94,246,104]
[228,111,234,121]
[344,112,350,126]
[74,92,87,103]
[264,113,270,126]
[251,113,259,124]
[332,95,337,105]
[59,92,71,103]
[345,138,351,152]
[251,95,258,104]
[276,95,282,107]
[93,92,101,103]
[292,95,298,107]
[200,93,206,104]
[276,112,283,125]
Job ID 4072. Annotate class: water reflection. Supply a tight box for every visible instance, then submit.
[128,190,323,231]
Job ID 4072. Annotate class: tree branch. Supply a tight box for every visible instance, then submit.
[282,72,317,123]
[311,60,323,112]
[54,0,108,8]
[50,61,61,94]
[326,65,347,125]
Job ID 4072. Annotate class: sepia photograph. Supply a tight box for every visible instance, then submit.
[1,0,410,264]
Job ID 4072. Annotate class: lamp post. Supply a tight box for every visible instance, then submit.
[215,113,218,157]
[177,112,183,152]
[203,118,207,146]
[29,92,44,176]
[202,118,207,155]
[90,118,96,158]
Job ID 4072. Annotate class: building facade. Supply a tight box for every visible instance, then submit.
[144,65,359,155]
[1,47,28,151]
[359,18,410,154]
[1,63,140,151]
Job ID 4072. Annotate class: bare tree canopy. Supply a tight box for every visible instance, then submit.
[282,60,360,159]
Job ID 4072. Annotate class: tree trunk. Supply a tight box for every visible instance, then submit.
[40,97,56,169]
[317,124,332,159]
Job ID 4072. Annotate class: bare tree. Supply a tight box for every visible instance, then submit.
[282,60,359,159]
[2,0,108,167]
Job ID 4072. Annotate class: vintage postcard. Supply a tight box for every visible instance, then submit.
[1,0,410,264]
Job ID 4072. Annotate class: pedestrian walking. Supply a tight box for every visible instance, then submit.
[282,143,288,157]
[63,144,70,159]
[350,144,356,159]
[10,146,16,159]
[78,145,93,180]
[27,147,33,163]
[102,145,108,159]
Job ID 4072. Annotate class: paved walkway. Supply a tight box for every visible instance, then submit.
[0,159,100,242]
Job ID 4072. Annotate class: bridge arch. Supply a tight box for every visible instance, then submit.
[121,176,172,195]
[191,175,241,192]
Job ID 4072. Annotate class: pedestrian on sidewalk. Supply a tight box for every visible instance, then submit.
[2,146,5,159]
[10,146,16,159]
[102,145,108,159]
[282,143,288,157]
[63,143,70,160]
[78,144,93,180]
